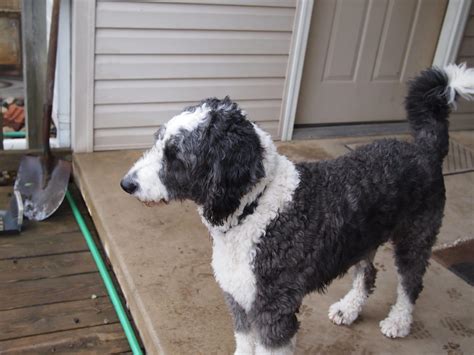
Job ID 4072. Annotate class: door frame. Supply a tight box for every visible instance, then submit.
[280,0,472,141]
[278,0,313,141]
[71,0,96,153]
[433,0,472,66]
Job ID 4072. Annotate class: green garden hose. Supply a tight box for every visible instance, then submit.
[66,190,143,355]
[3,132,26,138]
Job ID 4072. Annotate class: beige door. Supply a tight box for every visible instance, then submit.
[296,0,448,125]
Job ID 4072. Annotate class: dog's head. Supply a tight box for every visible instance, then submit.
[121,97,267,226]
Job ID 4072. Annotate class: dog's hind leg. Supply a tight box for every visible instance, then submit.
[328,250,377,326]
[224,293,255,355]
[380,217,439,338]
[379,274,414,338]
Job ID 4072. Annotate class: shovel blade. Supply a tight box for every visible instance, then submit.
[14,155,71,221]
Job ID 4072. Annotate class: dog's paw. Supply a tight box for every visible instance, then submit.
[379,316,411,338]
[328,300,360,325]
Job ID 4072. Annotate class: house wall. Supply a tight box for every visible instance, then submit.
[452,3,474,122]
[89,0,296,151]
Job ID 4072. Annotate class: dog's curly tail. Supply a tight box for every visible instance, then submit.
[405,63,474,160]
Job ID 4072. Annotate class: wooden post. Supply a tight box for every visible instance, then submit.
[21,0,47,150]
[0,110,3,150]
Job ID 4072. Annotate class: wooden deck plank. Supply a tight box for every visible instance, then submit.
[0,252,97,283]
[0,230,88,260]
[0,181,134,353]
[0,273,107,311]
[20,212,79,234]
[0,323,129,354]
[0,297,119,341]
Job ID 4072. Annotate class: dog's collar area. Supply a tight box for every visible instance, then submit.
[201,181,269,234]
[201,154,300,238]
[237,190,264,225]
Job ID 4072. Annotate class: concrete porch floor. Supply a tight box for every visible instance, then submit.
[73,132,474,355]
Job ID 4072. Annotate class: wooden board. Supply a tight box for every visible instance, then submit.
[0,252,97,283]
[0,323,129,354]
[0,229,87,260]
[0,0,21,12]
[0,14,22,70]
[0,186,98,260]
[0,181,135,353]
[0,273,107,311]
[22,0,47,149]
[0,297,118,341]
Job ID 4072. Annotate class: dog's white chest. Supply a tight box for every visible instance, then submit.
[204,154,301,313]
[211,231,257,312]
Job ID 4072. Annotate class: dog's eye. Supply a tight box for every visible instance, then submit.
[164,143,178,161]
[164,143,186,169]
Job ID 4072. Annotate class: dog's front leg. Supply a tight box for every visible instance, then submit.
[253,311,298,355]
[255,336,296,355]
[224,293,255,355]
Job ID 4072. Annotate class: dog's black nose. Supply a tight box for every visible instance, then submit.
[120,177,138,194]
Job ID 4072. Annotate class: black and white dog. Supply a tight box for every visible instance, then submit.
[121,64,473,355]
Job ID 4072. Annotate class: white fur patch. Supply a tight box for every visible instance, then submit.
[201,125,300,312]
[444,63,474,104]
[235,332,255,355]
[255,336,296,355]
[124,104,210,203]
[129,145,169,203]
[328,262,369,326]
[164,104,210,140]
[380,280,414,338]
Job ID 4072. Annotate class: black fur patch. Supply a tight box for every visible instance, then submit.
[405,67,451,160]
[241,69,453,347]
[250,137,446,346]
[364,261,377,295]
[238,191,263,224]
[224,292,251,333]
[158,97,265,226]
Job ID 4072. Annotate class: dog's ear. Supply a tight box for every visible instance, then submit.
[202,105,264,226]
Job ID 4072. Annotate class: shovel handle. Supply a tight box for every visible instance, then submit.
[43,0,61,158]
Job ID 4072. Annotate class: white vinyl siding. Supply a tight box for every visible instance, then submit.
[92,0,296,150]
[95,55,289,80]
[95,2,295,31]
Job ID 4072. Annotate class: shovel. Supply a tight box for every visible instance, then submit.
[0,191,23,235]
[14,0,71,221]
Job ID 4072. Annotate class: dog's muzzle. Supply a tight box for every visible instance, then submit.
[120,176,138,194]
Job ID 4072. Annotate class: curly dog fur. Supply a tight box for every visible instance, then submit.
[121,64,474,354]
